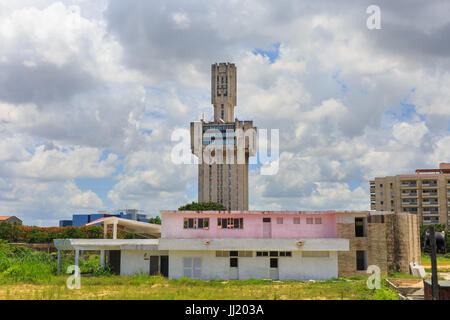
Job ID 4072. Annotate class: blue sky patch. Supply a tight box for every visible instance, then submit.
[253,42,281,64]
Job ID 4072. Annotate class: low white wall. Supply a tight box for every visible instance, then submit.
[121,250,161,276]
[167,250,338,280]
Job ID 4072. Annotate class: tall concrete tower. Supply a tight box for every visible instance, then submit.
[190,63,256,210]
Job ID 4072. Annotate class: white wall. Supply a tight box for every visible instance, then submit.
[121,250,159,276]
[167,250,338,280]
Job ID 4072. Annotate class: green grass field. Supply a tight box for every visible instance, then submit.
[0,241,417,300]
[0,275,401,300]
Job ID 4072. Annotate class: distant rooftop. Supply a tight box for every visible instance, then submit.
[415,162,450,174]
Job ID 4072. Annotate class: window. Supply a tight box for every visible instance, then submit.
[217,251,252,257]
[355,217,366,237]
[276,218,283,224]
[217,217,244,229]
[270,258,278,268]
[216,251,229,257]
[302,251,329,258]
[183,258,201,278]
[380,201,384,205]
[279,252,292,257]
[238,251,253,257]
[230,258,238,268]
[380,184,383,188]
[356,251,367,271]
[263,218,271,223]
[184,218,209,229]
[306,218,313,225]
[257,251,291,257]
[314,218,322,224]
[293,217,300,224]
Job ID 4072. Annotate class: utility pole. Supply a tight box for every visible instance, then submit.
[429,225,439,300]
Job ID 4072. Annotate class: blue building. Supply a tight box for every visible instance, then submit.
[59,209,150,227]
[59,220,73,227]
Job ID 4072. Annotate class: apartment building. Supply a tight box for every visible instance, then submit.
[370,163,450,226]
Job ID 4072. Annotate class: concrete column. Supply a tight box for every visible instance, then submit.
[100,250,105,267]
[57,250,61,275]
[113,222,117,239]
[75,249,80,269]
[104,223,108,239]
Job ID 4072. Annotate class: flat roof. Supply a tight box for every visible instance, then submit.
[54,239,159,251]
[85,217,161,238]
[161,210,392,215]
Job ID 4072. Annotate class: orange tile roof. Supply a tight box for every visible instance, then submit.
[0,216,12,221]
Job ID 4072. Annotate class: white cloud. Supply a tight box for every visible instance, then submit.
[1,0,450,226]
[393,122,428,146]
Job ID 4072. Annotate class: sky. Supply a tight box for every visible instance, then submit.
[1,0,450,226]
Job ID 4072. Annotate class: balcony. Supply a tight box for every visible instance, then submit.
[402,207,418,214]
[422,180,438,188]
[401,191,418,198]
[422,199,439,207]
[423,218,440,225]
[422,208,439,216]
[402,200,418,206]
[401,181,417,189]
[422,190,438,197]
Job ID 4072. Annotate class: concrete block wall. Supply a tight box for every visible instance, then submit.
[338,212,421,277]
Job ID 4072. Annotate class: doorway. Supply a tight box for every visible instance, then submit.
[108,250,121,275]
[263,218,272,238]
[160,256,169,277]
[149,255,169,277]
[229,251,239,280]
[269,258,279,280]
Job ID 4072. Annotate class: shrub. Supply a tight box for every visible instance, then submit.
[178,202,227,211]
[0,222,133,244]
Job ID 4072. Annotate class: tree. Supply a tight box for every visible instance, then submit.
[147,216,161,225]
[178,202,227,211]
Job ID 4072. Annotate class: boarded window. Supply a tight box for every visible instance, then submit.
[315,218,322,224]
[238,251,253,257]
[302,251,329,258]
[306,218,314,225]
[183,258,201,278]
[276,218,283,224]
[183,258,192,277]
[216,251,229,257]
[293,217,301,224]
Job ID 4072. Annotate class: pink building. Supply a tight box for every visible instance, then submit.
[161,211,337,239]
[54,210,420,281]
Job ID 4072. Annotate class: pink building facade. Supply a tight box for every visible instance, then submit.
[161,211,338,239]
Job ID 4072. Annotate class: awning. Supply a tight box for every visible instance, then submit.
[85,217,161,239]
